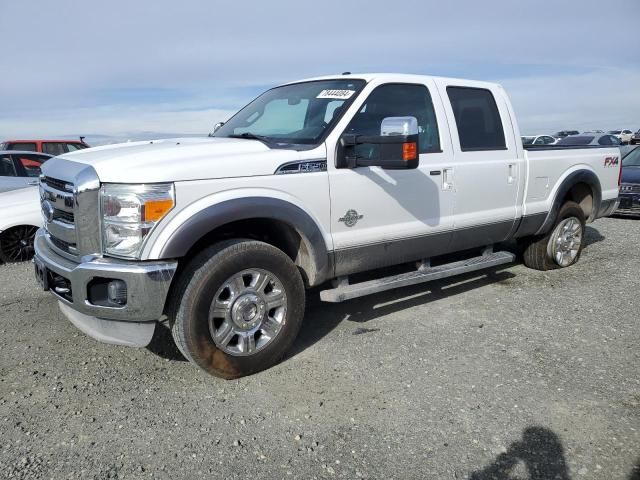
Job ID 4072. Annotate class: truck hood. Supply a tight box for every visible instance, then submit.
[51,137,308,183]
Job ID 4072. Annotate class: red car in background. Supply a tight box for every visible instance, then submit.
[0,137,89,156]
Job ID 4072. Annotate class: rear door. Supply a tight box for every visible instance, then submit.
[436,82,523,250]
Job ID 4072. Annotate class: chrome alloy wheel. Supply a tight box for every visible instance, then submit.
[208,269,287,356]
[548,217,583,267]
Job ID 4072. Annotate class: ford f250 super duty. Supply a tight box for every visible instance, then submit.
[33,74,621,378]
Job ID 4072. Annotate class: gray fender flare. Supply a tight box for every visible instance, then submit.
[157,197,332,286]
[537,169,602,235]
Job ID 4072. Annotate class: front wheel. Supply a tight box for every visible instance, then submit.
[168,239,305,379]
[521,201,586,271]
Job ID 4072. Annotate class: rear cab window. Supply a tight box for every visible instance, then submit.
[446,86,506,151]
[6,142,37,152]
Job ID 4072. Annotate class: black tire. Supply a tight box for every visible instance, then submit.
[521,201,586,271]
[0,225,38,263]
[167,239,305,379]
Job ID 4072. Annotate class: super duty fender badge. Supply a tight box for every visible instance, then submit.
[338,209,363,227]
[604,156,619,167]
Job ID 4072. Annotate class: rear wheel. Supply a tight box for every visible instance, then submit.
[168,239,305,379]
[0,225,38,263]
[521,201,585,271]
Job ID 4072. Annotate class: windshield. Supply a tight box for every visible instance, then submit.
[213,79,366,146]
[522,136,535,145]
[609,130,621,134]
[623,147,640,167]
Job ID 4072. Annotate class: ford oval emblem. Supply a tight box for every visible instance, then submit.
[42,200,55,223]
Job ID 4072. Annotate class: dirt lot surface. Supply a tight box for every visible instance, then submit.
[0,217,638,479]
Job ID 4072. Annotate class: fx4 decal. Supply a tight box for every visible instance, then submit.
[604,156,619,167]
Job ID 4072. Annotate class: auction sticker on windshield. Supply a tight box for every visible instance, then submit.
[316,89,355,99]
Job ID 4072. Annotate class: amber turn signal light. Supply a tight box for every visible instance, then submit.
[402,142,417,161]
[143,199,174,222]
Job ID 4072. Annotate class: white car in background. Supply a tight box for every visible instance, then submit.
[521,135,557,146]
[608,130,633,144]
[0,187,42,262]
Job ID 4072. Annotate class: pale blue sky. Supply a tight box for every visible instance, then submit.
[1,0,638,143]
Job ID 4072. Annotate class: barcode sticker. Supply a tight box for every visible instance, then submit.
[316,89,355,99]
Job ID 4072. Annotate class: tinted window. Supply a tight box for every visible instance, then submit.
[598,135,612,145]
[447,87,506,150]
[533,136,545,145]
[623,148,640,167]
[543,136,556,144]
[557,136,594,145]
[42,142,66,156]
[6,142,36,152]
[345,83,440,154]
[609,130,621,134]
[16,154,46,177]
[0,155,17,176]
[521,136,535,145]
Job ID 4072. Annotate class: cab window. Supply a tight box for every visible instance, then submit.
[6,142,36,152]
[344,83,441,157]
[0,155,17,176]
[447,87,506,151]
[16,154,47,177]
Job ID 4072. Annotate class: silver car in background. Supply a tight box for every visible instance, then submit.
[0,151,52,193]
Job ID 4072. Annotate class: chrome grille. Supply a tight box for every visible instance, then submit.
[42,176,73,192]
[40,177,78,256]
[40,159,102,260]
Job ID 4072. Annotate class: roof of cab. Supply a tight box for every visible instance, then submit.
[282,73,503,90]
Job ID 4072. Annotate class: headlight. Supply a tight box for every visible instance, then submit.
[100,183,175,258]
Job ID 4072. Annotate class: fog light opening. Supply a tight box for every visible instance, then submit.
[107,280,128,306]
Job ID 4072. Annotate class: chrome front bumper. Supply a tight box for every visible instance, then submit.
[33,229,178,322]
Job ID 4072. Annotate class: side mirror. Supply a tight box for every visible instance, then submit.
[339,116,419,169]
[208,122,225,137]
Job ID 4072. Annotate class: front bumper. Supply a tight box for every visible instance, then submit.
[33,229,178,322]
[616,193,640,215]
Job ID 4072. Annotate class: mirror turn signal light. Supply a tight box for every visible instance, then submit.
[402,142,417,161]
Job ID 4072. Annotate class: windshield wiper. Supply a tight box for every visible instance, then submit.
[226,132,275,147]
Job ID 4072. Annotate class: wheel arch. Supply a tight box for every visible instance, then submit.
[537,169,601,235]
[156,197,332,287]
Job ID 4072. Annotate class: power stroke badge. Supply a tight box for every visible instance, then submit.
[338,209,363,227]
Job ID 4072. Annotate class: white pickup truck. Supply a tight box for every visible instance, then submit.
[33,73,621,378]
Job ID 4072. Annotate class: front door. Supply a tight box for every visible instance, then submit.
[327,80,455,277]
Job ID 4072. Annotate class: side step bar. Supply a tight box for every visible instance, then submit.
[320,251,515,303]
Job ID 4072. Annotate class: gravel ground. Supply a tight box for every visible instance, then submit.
[0,216,638,480]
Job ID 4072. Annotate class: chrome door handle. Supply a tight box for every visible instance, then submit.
[443,168,454,190]
[508,164,515,184]
[28,180,39,186]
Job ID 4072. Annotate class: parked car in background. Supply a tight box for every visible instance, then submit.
[630,129,640,145]
[583,130,604,134]
[0,186,41,262]
[608,130,633,145]
[554,130,580,139]
[0,151,52,193]
[521,135,557,145]
[0,138,89,156]
[556,133,621,146]
[617,146,640,216]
